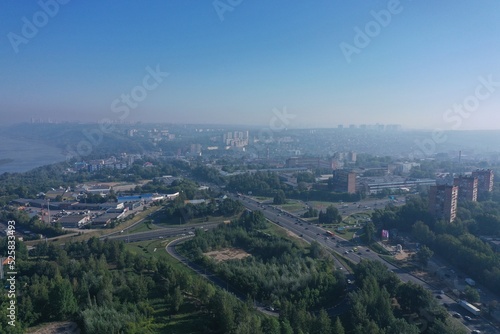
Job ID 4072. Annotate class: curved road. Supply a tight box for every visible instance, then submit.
[165,236,277,317]
[233,193,498,334]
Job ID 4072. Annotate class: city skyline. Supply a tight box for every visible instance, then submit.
[2,1,500,129]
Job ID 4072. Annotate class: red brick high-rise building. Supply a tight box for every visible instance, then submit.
[453,175,478,202]
[428,185,458,223]
[472,169,494,193]
[331,169,356,194]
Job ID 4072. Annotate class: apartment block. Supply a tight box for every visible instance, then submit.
[472,169,494,193]
[331,169,356,194]
[453,175,478,202]
[428,185,458,223]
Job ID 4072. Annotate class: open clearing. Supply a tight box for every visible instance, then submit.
[28,321,80,334]
[204,248,251,262]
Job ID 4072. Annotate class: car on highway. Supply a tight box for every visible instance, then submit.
[435,295,442,299]
[452,313,461,319]
[471,330,481,334]
[464,315,472,321]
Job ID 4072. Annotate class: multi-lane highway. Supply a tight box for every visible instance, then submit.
[106,191,498,333]
[102,223,218,243]
[232,194,498,334]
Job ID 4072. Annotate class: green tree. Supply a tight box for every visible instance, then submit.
[48,277,78,320]
[280,319,294,334]
[274,190,287,205]
[386,318,419,334]
[262,317,280,334]
[464,286,480,303]
[332,317,345,334]
[171,286,183,313]
[319,205,342,224]
[412,221,436,245]
[416,245,434,267]
[315,309,332,334]
[363,221,376,244]
[396,282,433,314]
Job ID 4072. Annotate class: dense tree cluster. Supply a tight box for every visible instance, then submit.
[180,211,350,332]
[348,261,463,334]
[160,197,244,223]
[302,206,319,218]
[227,171,361,203]
[192,164,226,185]
[1,236,287,333]
[373,193,500,296]
[318,205,342,224]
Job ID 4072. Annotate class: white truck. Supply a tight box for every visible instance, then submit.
[458,299,480,316]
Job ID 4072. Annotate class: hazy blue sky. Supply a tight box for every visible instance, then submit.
[1,1,500,129]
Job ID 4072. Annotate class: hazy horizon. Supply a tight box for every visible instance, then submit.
[2,1,500,130]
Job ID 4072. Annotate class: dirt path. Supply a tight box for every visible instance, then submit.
[27,321,80,334]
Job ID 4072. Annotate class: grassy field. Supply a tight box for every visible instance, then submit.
[127,220,160,234]
[151,207,240,227]
[248,196,271,201]
[125,238,170,259]
[275,200,307,212]
[123,239,212,333]
[308,201,339,210]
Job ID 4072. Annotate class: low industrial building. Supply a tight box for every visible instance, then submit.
[57,215,90,228]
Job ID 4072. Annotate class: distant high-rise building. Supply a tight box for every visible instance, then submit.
[453,175,478,202]
[472,169,494,193]
[331,169,356,194]
[223,130,249,147]
[347,151,357,163]
[428,185,458,223]
[286,157,335,169]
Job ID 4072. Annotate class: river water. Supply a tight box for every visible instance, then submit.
[0,136,66,174]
